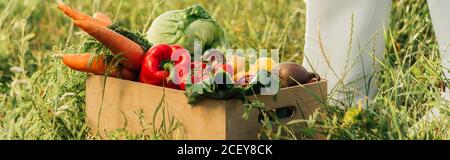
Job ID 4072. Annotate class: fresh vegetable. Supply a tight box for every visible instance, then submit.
[210,69,236,91]
[118,67,139,81]
[204,49,225,64]
[56,53,138,81]
[147,5,228,55]
[57,53,111,75]
[244,70,280,97]
[179,61,216,90]
[203,49,234,77]
[180,74,210,91]
[249,57,278,74]
[213,63,234,78]
[74,20,145,71]
[180,63,234,90]
[81,23,152,59]
[57,2,111,27]
[201,49,235,85]
[108,23,152,52]
[185,69,278,106]
[58,3,151,54]
[191,61,209,82]
[185,69,241,104]
[234,71,255,87]
[57,4,142,81]
[191,61,207,73]
[140,44,191,89]
[227,55,246,77]
[271,62,320,88]
[212,68,234,91]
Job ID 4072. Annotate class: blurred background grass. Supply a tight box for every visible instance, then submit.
[0,0,447,140]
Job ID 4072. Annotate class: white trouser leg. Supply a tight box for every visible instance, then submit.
[427,0,450,101]
[409,0,450,127]
[304,0,391,105]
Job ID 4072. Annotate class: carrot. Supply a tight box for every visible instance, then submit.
[119,67,138,81]
[57,2,111,27]
[57,53,138,81]
[56,53,114,75]
[73,20,145,71]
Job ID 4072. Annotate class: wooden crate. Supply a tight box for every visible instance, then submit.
[86,75,327,140]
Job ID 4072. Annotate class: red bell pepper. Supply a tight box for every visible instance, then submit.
[140,44,191,89]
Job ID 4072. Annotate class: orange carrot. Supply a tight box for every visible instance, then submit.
[57,53,112,75]
[57,53,138,81]
[57,3,110,27]
[73,20,145,71]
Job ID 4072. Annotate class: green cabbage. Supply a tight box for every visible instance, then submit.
[147,5,228,55]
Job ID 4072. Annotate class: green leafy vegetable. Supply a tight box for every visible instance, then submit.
[147,4,228,55]
[185,71,245,104]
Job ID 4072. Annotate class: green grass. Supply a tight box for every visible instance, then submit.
[0,0,448,140]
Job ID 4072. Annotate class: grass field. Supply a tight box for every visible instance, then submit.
[0,0,448,140]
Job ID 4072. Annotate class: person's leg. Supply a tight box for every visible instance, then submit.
[303,0,391,105]
[427,0,450,101]
[413,0,450,125]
